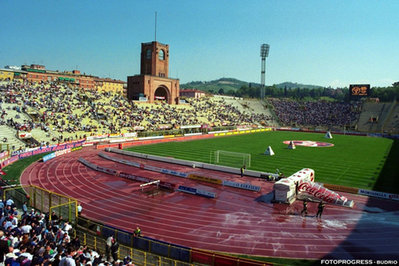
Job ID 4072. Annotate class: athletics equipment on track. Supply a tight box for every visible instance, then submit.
[140,180,160,192]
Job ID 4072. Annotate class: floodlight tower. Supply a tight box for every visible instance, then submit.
[260,44,270,99]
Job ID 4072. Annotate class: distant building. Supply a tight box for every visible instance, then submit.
[180,89,206,99]
[95,77,126,94]
[30,64,45,70]
[2,64,126,93]
[127,41,180,104]
[0,68,15,81]
[0,68,27,81]
[19,64,97,89]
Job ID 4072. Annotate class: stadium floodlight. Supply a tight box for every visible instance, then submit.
[260,44,270,99]
[260,44,270,58]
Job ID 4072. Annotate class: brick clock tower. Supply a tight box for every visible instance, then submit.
[127,41,179,104]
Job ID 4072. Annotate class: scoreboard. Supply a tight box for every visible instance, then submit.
[349,84,370,99]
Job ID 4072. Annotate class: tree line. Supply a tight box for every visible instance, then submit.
[210,82,399,102]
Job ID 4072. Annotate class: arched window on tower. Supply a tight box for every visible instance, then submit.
[146,49,151,59]
[159,49,165,60]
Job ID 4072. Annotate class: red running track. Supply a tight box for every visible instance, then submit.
[20,147,399,260]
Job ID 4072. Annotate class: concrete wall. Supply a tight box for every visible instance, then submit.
[106,148,278,179]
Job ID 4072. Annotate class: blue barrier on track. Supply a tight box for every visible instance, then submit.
[196,189,216,198]
[150,241,169,257]
[170,245,191,262]
[117,231,132,246]
[177,185,197,194]
[43,153,56,162]
[102,227,115,238]
[133,236,149,251]
[178,185,216,198]
[142,236,191,262]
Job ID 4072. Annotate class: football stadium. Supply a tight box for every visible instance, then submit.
[1,75,399,265]
[1,2,399,265]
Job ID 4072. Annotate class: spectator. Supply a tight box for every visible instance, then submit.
[105,235,113,261]
[0,230,9,264]
[22,201,28,215]
[110,237,119,262]
[77,203,82,216]
[50,211,59,224]
[59,246,76,266]
[134,226,141,237]
[63,221,73,234]
[5,198,14,208]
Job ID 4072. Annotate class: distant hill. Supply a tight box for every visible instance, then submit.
[180,78,248,93]
[180,78,323,93]
[274,82,323,90]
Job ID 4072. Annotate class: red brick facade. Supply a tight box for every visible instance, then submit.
[128,41,180,104]
[140,42,169,78]
[24,65,95,89]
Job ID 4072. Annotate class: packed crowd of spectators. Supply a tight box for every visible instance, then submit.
[0,198,132,265]
[269,98,360,128]
[0,80,272,143]
[0,105,35,132]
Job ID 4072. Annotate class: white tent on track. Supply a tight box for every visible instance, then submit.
[325,131,333,139]
[264,146,275,156]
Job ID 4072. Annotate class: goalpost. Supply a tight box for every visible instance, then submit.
[210,150,251,168]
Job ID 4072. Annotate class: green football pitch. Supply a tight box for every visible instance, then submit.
[126,131,394,192]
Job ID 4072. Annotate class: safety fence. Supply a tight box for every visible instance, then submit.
[74,228,193,266]
[2,185,77,223]
[76,216,272,266]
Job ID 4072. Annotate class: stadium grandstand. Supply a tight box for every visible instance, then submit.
[1,78,399,155]
[0,79,275,154]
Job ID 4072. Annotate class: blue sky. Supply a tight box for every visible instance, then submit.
[1,0,398,87]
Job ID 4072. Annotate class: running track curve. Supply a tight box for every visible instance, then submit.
[20,147,399,260]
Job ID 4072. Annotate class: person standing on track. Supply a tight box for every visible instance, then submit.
[316,201,325,219]
[240,165,246,178]
[301,200,308,216]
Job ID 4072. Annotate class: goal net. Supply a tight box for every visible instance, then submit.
[210,150,251,168]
